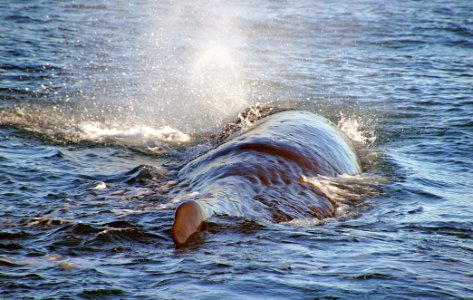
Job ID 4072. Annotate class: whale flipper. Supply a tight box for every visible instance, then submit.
[171,201,204,247]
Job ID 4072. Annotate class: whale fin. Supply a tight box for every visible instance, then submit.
[171,201,204,247]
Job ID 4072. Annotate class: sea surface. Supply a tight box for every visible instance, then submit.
[1,0,472,299]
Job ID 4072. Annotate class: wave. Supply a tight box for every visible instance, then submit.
[299,173,386,222]
[0,106,191,152]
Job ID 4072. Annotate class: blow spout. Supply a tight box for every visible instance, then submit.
[171,201,204,247]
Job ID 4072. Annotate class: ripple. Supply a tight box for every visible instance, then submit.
[0,259,26,267]
[0,63,62,73]
[69,223,101,235]
[401,221,473,239]
[65,3,108,10]
[0,243,23,250]
[109,164,170,184]
[87,227,165,245]
[79,288,125,299]
[346,272,394,280]
[0,272,43,280]
[3,14,37,23]
[0,230,30,239]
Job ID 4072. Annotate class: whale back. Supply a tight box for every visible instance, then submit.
[180,111,360,181]
[172,111,361,245]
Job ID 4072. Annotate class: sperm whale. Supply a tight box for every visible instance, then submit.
[171,110,361,246]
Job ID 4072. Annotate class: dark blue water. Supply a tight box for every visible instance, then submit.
[1,0,472,299]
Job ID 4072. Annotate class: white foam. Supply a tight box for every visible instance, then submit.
[91,182,107,190]
[280,218,327,227]
[0,107,192,149]
[78,122,190,145]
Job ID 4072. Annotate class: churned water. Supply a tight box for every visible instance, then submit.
[1,0,472,299]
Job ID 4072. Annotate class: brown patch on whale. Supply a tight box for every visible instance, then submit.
[171,110,361,247]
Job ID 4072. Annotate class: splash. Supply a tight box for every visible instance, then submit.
[337,113,377,146]
[188,42,247,119]
[137,0,249,133]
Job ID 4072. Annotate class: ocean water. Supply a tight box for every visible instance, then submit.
[1,0,472,299]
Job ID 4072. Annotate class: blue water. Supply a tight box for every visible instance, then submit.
[1,0,472,299]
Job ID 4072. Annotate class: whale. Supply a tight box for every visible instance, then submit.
[171,110,361,247]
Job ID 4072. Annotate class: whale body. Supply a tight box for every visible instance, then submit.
[171,110,361,246]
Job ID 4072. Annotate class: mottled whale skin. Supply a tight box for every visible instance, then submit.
[171,110,361,247]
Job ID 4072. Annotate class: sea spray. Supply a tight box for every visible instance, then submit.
[138,0,249,133]
[338,113,377,146]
